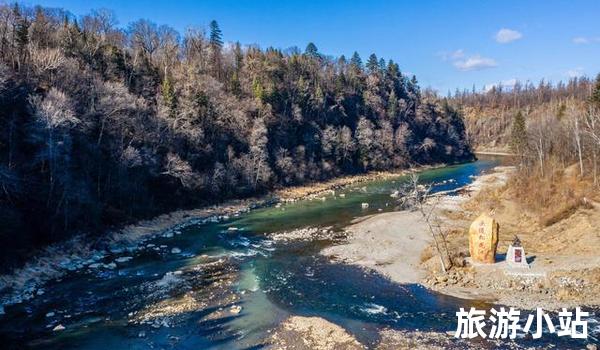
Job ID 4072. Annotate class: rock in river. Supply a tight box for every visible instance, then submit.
[230,305,242,314]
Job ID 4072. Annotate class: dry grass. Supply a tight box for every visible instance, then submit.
[464,186,504,214]
[507,160,597,227]
[419,246,435,264]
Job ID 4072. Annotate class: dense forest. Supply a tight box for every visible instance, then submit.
[0,4,472,268]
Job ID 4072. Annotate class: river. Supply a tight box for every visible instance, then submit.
[0,155,597,349]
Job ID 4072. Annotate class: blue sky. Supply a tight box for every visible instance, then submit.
[24,0,600,94]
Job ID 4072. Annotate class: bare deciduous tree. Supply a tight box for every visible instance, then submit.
[396,173,452,273]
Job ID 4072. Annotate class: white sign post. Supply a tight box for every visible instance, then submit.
[506,244,529,268]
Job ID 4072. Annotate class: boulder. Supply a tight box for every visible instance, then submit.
[230,305,242,314]
[468,213,499,264]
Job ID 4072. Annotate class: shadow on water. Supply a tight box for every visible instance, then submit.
[5,156,591,349]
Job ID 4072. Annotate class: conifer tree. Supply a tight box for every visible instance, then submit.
[366,53,379,73]
[387,90,399,120]
[409,75,420,96]
[510,111,527,156]
[209,20,223,79]
[12,4,29,70]
[350,51,362,68]
[305,42,319,57]
[161,76,177,119]
[378,58,386,71]
[209,20,223,48]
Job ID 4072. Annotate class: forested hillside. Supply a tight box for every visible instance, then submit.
[450,76,600,226]
[0,4,472,268]
[450,77,594,152]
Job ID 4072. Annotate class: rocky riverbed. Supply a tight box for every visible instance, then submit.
[0,166,430,316]
[11,156,585,349]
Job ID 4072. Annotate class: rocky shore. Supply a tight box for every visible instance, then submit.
[274,164,445,203]
[269,316,365,349]
[267,316,513,349]
[318,163,600,310]
[0,201,256,311]
[266,165,600,349]
[0,164,438,318]
[318,166,515,287]
[421,166,600,310]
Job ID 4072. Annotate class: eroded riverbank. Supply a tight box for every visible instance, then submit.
[5,156,565,349]
[0,164,441,313]
[267,163,600,349]
[318,162,600,312]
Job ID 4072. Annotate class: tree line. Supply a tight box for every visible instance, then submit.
[0,4,472,268]
[451,77,593,111]
[449,77,596,153]
[450,74,600,224]
[506,76,600,184]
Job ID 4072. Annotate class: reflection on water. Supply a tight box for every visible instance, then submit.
[1,156,595,349]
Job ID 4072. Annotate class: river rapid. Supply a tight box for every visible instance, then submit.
[0,155,597,349]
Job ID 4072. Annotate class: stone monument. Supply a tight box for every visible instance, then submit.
[506,236,529,268]
[468,213,499,264]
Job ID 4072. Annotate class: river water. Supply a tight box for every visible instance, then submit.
[0,155,597,349]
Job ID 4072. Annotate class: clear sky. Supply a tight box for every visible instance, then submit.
[22,0,600,94]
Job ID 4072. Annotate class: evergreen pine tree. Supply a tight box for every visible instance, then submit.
[386,60,399,78]
[510,111,527,156]
[366,53,379,73]
[350,51,362,68]
[209,20,223,79]
[161,76,177,118]
[378,58,386,71]
[305,42,319,57]
[252,78,264,101]
[13,4,29,63]
[407,75,420,97]
[386,60,401,92]
[209,20,223,48]
[338,54,347,65]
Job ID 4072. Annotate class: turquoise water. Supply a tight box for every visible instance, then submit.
[0,156,596,348]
